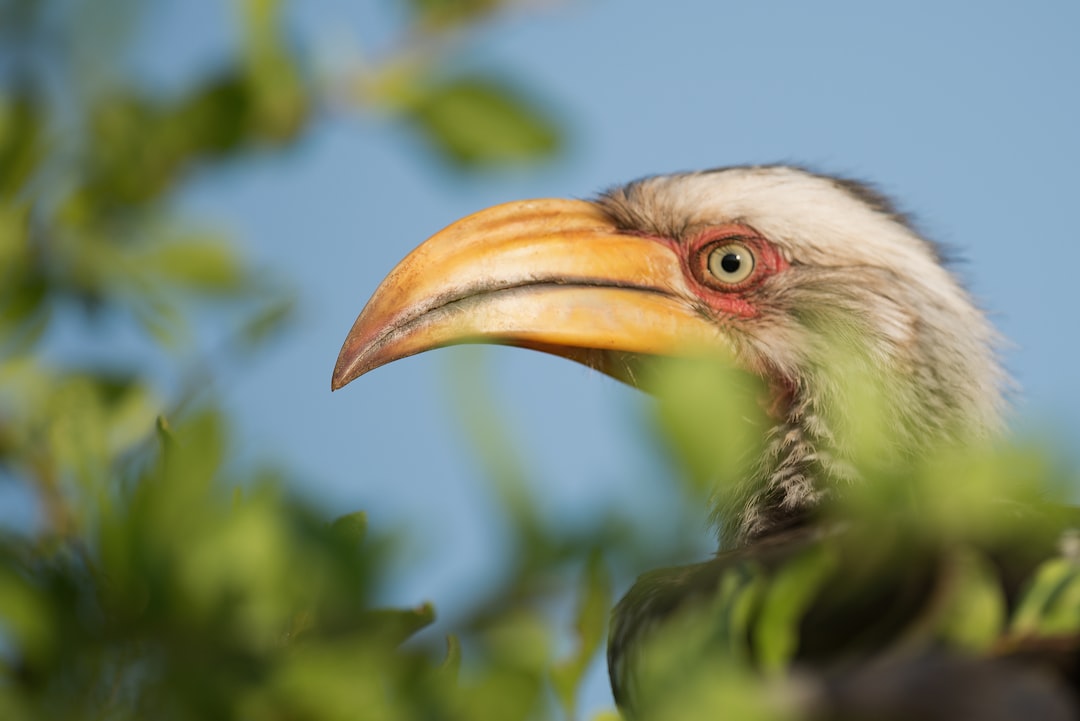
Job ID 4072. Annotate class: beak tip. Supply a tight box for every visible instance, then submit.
[331,349,362,392]
[333,319,378,391]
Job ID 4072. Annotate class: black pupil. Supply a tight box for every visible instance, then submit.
[720,252,742,274]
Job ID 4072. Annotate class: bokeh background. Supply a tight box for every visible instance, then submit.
[2,0,1078,717]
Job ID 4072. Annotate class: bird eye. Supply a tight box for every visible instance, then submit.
[706,242,755,285]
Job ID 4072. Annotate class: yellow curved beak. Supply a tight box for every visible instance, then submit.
[332,198,729,390]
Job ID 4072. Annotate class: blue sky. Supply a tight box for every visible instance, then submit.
[134,0,1080,714]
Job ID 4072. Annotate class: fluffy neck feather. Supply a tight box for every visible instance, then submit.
[719,242,1006,545]
[599,165,1006,547]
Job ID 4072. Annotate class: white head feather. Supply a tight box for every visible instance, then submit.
[598,166,1005,541]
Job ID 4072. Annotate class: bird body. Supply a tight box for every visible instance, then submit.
[333,167,1077,718]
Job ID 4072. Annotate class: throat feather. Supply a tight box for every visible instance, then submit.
[720,391,842,546]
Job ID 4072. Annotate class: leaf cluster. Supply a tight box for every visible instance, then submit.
[628,354,1080,720]
[1,1,579,720]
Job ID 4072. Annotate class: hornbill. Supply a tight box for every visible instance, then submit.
[332,166,1079,719]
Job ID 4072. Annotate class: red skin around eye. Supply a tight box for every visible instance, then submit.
[657,224,789,318]
[628,224,788,318]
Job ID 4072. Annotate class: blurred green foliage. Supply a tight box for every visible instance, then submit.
[624,357,1080,720]
[410,76,560,166]
[407,0,506,29]
[0,1,601,719]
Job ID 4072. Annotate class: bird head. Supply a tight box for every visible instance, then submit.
[333,166,1004,543]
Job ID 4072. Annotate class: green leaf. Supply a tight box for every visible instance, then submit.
[717,566,766,661]
[649,356,769,500]
[444,347,540,534]
[484,610,553,672]
[934,548,1007,651]
[100,376,158,456]
[551,552,612,717]
[408,0,507,28]
[331,511,369,547]
[574,553,613,662]
[441,634,463,679]
[754,547,838,674]
[138,236,245,293]
[168,74,252,157]
[239,0,309,143]
[0,568,55,664]
[0,94,44,197]
[129,288,190,348]
[0,202,29,274]
[157,410,227,502]
[1013,555,1080,636]
[0,205,50,354]
[409,76,560,167]
[366,602,437,646]
[589,712,624,721]
[233,290,296,352]
[47,377,111,488]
